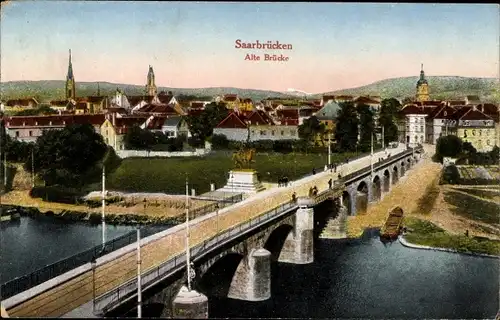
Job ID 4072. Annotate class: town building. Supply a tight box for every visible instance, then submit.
[3,98,39,112]
[397,104,428,145]
[100,114,149,150]
[213,110,299,142]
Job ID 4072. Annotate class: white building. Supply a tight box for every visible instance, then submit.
[399,104,428,146]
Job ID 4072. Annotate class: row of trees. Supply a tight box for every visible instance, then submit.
[123,125,185,151]
[0,120,113,187]
[298,98,401,153]
[435,135,499,165]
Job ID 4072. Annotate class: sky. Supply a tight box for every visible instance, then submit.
[1,2,499,93]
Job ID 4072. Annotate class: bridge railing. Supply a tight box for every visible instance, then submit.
[95,200,298,313]
[94,146,419,312]
[0,193,244,300]
[340,148,418,183]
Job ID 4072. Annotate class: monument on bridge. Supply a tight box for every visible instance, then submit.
[219,146,265,194]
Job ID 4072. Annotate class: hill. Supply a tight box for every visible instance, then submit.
[1,76,499,104]
[0,81,295,103]
[319,76,500,102]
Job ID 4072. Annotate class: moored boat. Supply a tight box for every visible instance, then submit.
[380,206,404,240]
[1,207,21,223]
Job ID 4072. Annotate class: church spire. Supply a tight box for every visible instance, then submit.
[146,65,157,96]
[419,63,425,81]
[65,49,76,100]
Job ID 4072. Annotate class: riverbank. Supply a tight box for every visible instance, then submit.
[346,145,500,256]
[402,217,500,257]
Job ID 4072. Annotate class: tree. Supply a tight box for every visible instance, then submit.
[334,102,359,152]
[379,98,402,144]
[123,125,156,150]
[357,103,375,152]
[26,124,108,186]
[298,116,325,146]
[186,102,229,143]
[435,135,463,162]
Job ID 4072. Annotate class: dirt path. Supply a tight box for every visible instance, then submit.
[347,146,500,240]
[0,190,211,218]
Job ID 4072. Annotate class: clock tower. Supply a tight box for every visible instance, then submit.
[416,63,430,102]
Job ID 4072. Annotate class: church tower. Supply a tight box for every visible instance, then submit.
[146,65,157,96]
[415,63,430,102]
[65,49,76,101]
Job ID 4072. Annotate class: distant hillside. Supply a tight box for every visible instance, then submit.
[1,76,499,104]
[319,76,500,103]
[0,81,294,103]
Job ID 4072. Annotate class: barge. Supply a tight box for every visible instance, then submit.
[380,206,404,240]
[1,207,21,222]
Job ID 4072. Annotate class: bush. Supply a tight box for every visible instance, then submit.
[273,140,294,153]
[440,165,460,184]
[30,186,84,204]
[211,134,230,150]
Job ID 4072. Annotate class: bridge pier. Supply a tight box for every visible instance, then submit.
[278,197,314,264]
[228,248,271,301]
[172,286,208,319]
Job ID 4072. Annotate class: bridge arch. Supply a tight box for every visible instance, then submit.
[383,169,390,192]
[400,161,406,176]
[197,252,244,298]
[264,224,294,261]
[392,166,399,184]
[341,191,352,215]
[372,175,382,202]
[407,158,412,168]
[356,181,369,214]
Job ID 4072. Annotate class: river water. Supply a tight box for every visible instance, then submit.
[0,216,166,283]
[1,217,497,318]
[208,230,498,319]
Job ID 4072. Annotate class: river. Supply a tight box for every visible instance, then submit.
[0,216,166,284]
[207,229,498,319]
[2,218,497,318]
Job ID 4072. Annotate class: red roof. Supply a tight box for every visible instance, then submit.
[223,94,238,102]
[280,118,299,126]
[447,100,466,106]
[5,114,105,127]
[246,110,274,125]
[127,95,154,107]
[401,104,428,115]
[188,109,204,117]
[190,102,205,108]
[354,96,380,105]
[429,105,456,120]
[216,112,247,129]
[455,107,493,121]
[6,98,38,107]
[135,104,177,115]
[146,116,168,130]
[276,109,299,119]
[112,116,149,134]
[50,100,71,107]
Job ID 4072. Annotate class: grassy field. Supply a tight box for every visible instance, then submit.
[443,190,499,224]
[100,151,357,194]
[404,216,500,256]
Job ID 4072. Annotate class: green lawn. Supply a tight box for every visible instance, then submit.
[454,187,500,201]
[443,190,499,224]
[404,217,500,256]
[100,151,357,194]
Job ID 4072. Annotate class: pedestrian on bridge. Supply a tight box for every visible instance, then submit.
[334,163,337,172]
[308,187,314,197]
[312,168,316,175]
[292,192,297,202]
[328,179,332,189]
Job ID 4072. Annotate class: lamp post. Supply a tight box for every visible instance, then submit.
[31,147,35,188]
[328,132,331,168]
[91,256,97,313]
[382,126,385,150]
[230,173,234,195]
[136,226,142,319]
[215,203,220,241]
[101,165,106,251]
[185,177,192,291]
[370,132,374,178]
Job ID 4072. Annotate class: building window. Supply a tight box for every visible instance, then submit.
[290,130,296,135]
[281,130,284,136]
[251,130,255,135]
[105,138,109,144]
[271,130,275,136]
[29,131,32,137]
[420,126,423,132]
[260,130,267,136]
[15,131,19,137]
